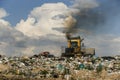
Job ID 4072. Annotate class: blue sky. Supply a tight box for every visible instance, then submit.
[0,0,71,26]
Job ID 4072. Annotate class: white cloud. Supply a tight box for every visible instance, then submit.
[0,19,25,56]
[15,3,72,38]
[14,3,72,56]
[0,19,11,27]
[0,8,8,18]
[0,4,68,57]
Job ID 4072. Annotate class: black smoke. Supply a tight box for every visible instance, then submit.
[69,0,120,34]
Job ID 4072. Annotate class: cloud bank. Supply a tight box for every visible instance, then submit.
[0,0,120,56]
[16,3,69,37]
[0,8,8,18]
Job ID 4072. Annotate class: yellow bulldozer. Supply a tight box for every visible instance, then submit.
[61,34,95,57]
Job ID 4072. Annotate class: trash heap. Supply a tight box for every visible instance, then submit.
[0,54,120,80]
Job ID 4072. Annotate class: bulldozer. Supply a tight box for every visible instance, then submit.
[61,33,95,57]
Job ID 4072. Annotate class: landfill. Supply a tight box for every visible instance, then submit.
[0,54,120,80]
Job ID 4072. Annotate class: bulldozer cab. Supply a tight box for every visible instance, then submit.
[67,36,82,49]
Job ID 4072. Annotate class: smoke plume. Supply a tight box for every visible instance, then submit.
[62,0,100,34]
[63,0,120,36]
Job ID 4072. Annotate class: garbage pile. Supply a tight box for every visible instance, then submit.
[0,54,120,80]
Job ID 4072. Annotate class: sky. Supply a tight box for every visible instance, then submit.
[0,0,71,26]
[0,0,120,57]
